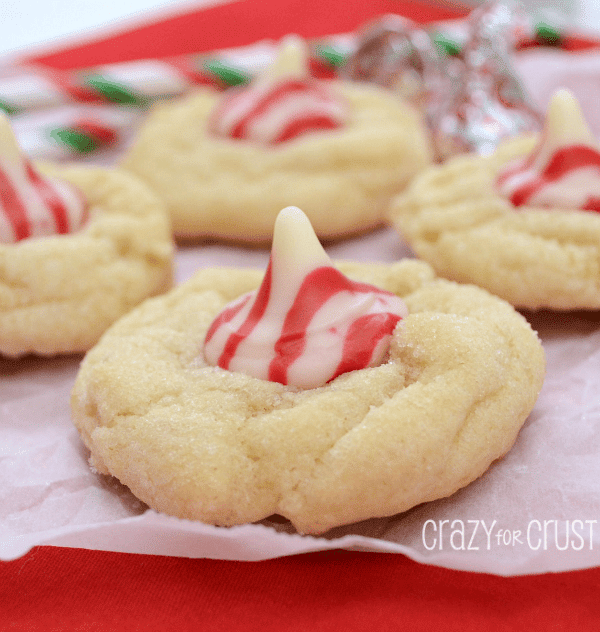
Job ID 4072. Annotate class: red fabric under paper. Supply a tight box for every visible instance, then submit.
[2,547,600,631]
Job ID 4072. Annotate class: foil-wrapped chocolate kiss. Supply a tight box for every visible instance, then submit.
[343,1,544,161]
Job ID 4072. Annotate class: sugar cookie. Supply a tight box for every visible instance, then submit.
[0,115,173,357]
[71,208,544,535]
[121,36,432,243]
[389,90,600,310]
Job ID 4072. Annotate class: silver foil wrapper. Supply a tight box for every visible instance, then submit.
[433,0,542,159]
[341,14,443,118]
[343,1,543,161]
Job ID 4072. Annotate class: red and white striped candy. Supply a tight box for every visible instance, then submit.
[496,89,600,213]
[203,207,408,390]
[208,77,347,145]
[0,113,88,244]
[208,35,347,146]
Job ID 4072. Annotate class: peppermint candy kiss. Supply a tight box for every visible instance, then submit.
[203,207,408,390]
[496,89,600,212]
[208,35,347,146]
[0,113,89,243]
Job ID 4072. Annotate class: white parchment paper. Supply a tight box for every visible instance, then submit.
[2,225,600,576]
[2,47,600,576]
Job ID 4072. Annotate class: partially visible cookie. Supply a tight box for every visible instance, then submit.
[121,37,432,243]
[389,90,600,311]
[0,163,173,357]
[71,234,544,534]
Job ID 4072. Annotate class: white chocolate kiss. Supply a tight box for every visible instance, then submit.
[209,36,347,146]
[203,207,408,390]
[0,112,88,243]
[496,89,600,211]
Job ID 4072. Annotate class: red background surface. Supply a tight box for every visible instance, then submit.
[26,0,472,69]
[4,0,600,628]
[2,547,600,630]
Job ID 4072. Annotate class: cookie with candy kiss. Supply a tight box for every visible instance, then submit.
[389,89,600,310]
[0,113,173,357]
[71,208,544,534]
[121,34,433,242]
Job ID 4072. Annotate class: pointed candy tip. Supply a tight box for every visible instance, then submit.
[547,89,580,120]
[279,33,306,49]
[273,205,314,246]
[0,109,26,164]
[264,35,309,80]
[0,109,17,137]
[275,205,308,226]
[545,88,593,142]
[551,87,575,101]
[272,206,329,267]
